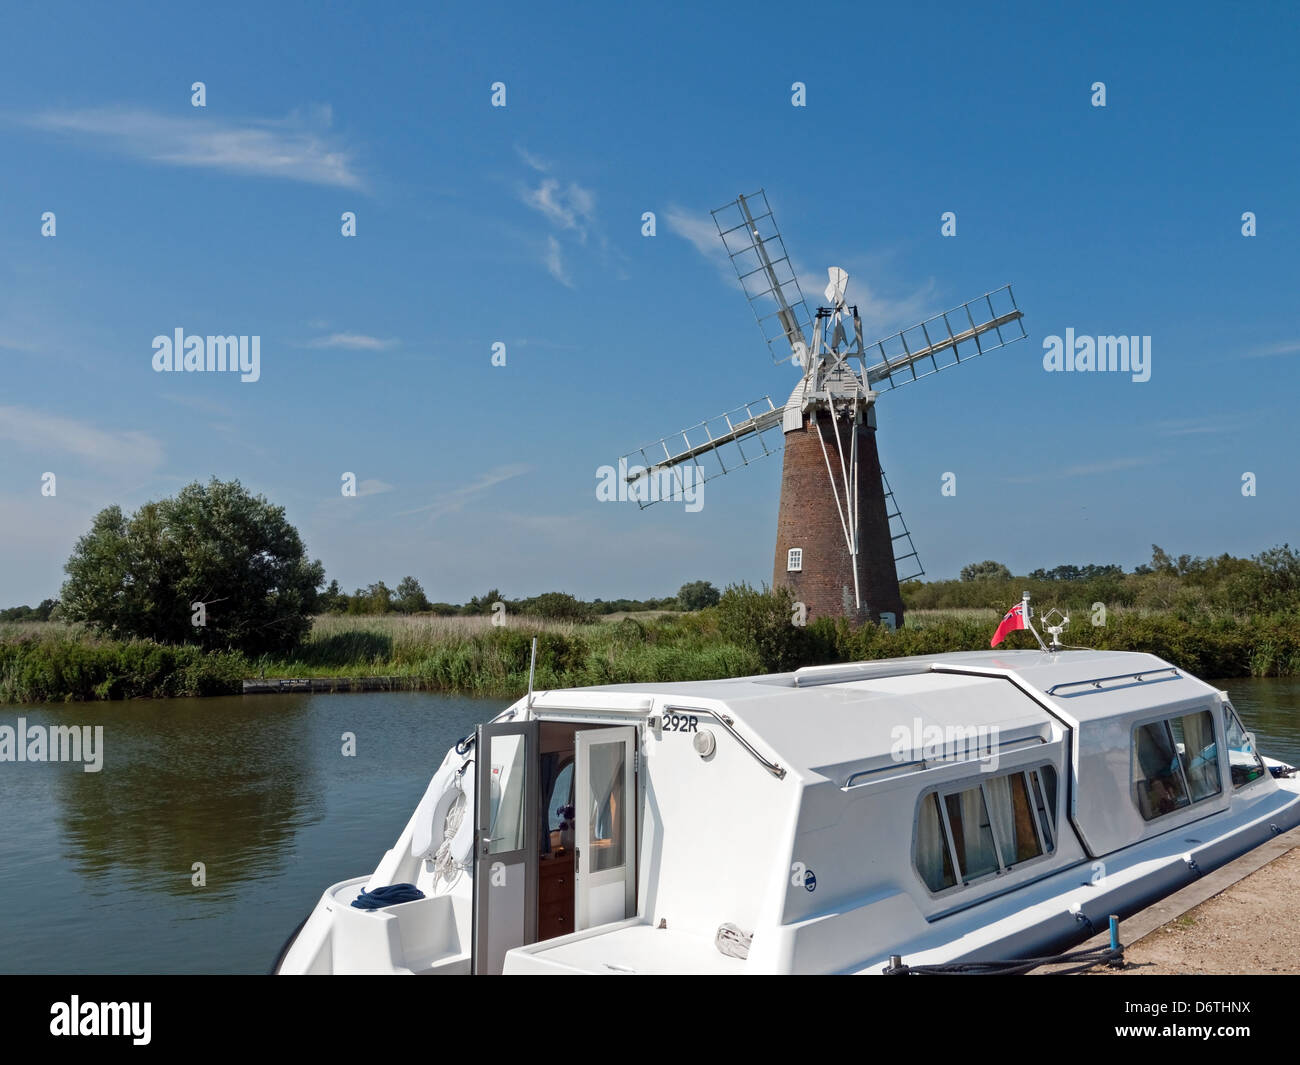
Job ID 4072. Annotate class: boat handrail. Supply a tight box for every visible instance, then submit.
[659,704,787,780]
[1045,667,1180,697]
[792,661,933,687]
[842,736,1048,789]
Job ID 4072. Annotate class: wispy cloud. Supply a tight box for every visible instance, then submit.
[304,333,398,351]
[515,149,605,285]
[828,273,939,339]
[1243,339,1300,358]
[1154,417,1233,437]
[543,236,573,288]
[22,104,364,189]
[667,202,938,338]
[0,336,44,355]
[0,405,163,472]
[521,177,596,241]
[515,144,551,173]
[357,479,395,497]
[513,337,580,351]
[397,464,532,520]
[1003,456,1154,484]
[161,392,234,417]
[666,203,752,293]
[665,205,721,259]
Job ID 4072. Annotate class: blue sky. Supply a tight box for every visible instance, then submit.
[1,1,1297,606]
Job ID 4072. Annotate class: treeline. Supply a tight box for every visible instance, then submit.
[10,542,1297,632]
[314,579,714,618]
[2,582,711,627]
[907,545,1300,619]
[0,599,58,623]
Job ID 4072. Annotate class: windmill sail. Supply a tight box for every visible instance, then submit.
[621,398,785,509]
[712,190,814,365]
[861,285,1026,391]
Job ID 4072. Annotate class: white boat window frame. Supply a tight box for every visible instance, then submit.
[913,762,1059,899]
[1222,701,1268,791]
[1129,708,1224,824]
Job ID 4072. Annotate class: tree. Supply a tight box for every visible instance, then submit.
[519,592,594,623]
[717,583,808,673]
[1149,545,1176,574]
[394,576,431,614]
[1027,563,1123,581]
[348,581,393,615]
[60,478,324,654]
[676,580,720,611]
[463,588,505,615]
[960,560,1013,582]
[319,579,348,614]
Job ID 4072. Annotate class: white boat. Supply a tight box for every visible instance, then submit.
[274,647,1300,975]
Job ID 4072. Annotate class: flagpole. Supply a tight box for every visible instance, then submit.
[1022,591,1050,653]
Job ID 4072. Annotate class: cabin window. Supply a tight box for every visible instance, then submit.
[916,794,957,891]
[944,789,1000,880]
[787,548,803,572]
[1029,766,1055,851]
[1223,705,1267,788]
[1132,709,1222,821]
[915,764,1058,894]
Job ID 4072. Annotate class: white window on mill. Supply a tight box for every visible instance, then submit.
[787,548,803,572]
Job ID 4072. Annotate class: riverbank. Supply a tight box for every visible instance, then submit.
[1031,824,1300,975]
[3,607,1300,703]
[1101,848,1300,975]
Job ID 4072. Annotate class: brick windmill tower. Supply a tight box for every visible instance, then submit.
[622,190,1026,627]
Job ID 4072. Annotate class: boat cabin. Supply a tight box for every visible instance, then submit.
[278,648,1299,975]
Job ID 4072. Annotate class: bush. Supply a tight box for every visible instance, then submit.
[716,584,820,673]
[677,581,721,611]
[0,634,246,702]
[519,592,595,623]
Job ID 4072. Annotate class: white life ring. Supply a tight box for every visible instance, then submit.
[446,761,475,867]
[411,756,475,868]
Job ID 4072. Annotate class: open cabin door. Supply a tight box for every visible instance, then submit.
[472,720,539,975]
[575,726,638,930]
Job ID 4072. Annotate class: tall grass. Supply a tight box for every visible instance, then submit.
[3,604,1300,703]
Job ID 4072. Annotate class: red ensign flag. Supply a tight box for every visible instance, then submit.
[990,602,1027,647]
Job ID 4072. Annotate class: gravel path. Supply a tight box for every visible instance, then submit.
[1096,848,1300,975]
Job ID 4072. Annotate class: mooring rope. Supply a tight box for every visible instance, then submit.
[882,943,1124,976]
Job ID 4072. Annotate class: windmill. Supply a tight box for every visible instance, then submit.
[622,190,1026,627]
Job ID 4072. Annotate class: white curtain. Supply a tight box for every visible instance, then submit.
[916,795,950,891]
[1180,711,1220,801]
[956,788,998,878]
[984,776,1016,869]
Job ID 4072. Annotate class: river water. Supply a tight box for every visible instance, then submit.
[0,681,1296,974]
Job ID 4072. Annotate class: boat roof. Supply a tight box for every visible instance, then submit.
[529,649,1220,781]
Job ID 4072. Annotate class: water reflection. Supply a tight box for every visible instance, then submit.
[55,695,319,898]
[0,691,507,973]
